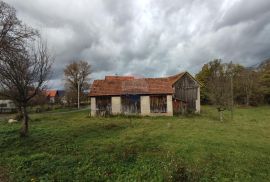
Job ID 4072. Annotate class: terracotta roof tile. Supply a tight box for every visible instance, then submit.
[46,90,57,97]
[89,72,196,96]
[89,78,173,96]
[105,76,134,80]
[166,72,186,84]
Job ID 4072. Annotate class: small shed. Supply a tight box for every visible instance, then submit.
[89,71,201,116]
[89,76,173,116]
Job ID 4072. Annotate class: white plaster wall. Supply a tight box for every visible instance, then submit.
[166,95,173,116]
[112,96,121,114]
[140,96,150,116]
[196,87,201,113]
[0,100,16,109]
[90,97,96,116]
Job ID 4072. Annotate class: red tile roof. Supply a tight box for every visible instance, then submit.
[105,76,135,81]
[166,72,186,85]
[89,72,198,97]
[89,78,173,96]
[46,90,57,97]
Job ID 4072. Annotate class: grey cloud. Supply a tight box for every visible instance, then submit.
[216,0,270,29]
[103,0,135,26]
[4,0,270,88]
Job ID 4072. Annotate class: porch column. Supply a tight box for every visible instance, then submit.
[90,97,96,116]
[195,87,201,113]
[112,96,121,114]
[140,96,150,115]
[167,95,173,116]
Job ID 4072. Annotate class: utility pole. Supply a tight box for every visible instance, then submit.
[78,80,80,109]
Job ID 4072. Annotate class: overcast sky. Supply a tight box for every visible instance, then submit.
[5,0,270,88]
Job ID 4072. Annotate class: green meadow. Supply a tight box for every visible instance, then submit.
[0,106,269,181]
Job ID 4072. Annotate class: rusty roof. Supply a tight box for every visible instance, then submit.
[105,76,135,81]
[89,77,173,96]
[89,72,199,96]
[46,90,57,97]
[166,72,186,85]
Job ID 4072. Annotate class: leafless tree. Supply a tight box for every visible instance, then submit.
[206,60,233,121]
[0,1,36,53]
[238,69,258,106]
[0,41,52,136]
[64,61,91,106]
[0,1,52,137]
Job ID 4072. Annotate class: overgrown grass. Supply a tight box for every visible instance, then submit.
[0,106,269,181]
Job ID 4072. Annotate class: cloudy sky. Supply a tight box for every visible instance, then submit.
[5,0,270,88]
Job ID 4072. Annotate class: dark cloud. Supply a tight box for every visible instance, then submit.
[4,0,270,89]
[216,0,270,29]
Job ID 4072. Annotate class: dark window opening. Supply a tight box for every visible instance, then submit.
[0,103,7,108]
[150,95,167,113]
[96,96,112,116]
[121,95,140,114]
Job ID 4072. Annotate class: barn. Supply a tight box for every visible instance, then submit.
[89,72,201,116]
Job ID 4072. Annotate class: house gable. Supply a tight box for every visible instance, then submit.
[172,72,200,112]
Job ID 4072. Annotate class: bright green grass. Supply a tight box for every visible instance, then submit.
[0,106,269,181]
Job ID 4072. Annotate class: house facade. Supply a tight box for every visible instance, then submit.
[89,72,201,116]
[167,72,201,114]
[0,100,16,113]
[46,90,58,104]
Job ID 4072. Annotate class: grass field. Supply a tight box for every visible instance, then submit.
[0,106,270,181]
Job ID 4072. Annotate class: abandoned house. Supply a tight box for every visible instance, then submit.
[89,72,201,116]
[0,99,16,113]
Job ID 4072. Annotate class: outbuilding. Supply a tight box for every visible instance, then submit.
[89,72,201,116]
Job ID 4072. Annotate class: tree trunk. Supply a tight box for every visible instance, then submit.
[246,94,250,106]
[16,106,23,121]
[20,105,29,137]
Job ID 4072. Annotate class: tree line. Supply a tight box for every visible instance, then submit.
[196,59,270,107]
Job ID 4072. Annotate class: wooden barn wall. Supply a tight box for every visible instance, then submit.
[150,95,167,113]
[121,95,141,114]
[173,74,199,111]
[96,96,112,116]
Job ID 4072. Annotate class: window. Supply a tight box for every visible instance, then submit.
[96,96,112,116]
[121,95,140,114]
[150,95,167,113]
[0,103,7,108]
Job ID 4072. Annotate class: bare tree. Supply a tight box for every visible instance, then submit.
[64,61,91,106]
[0,1,36,53]
[206,60,232,121]
[0,1,52,137]
[239,69,258,106]
[0,41,52,136]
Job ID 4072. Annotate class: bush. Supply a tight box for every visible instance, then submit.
[14,113,23,121]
